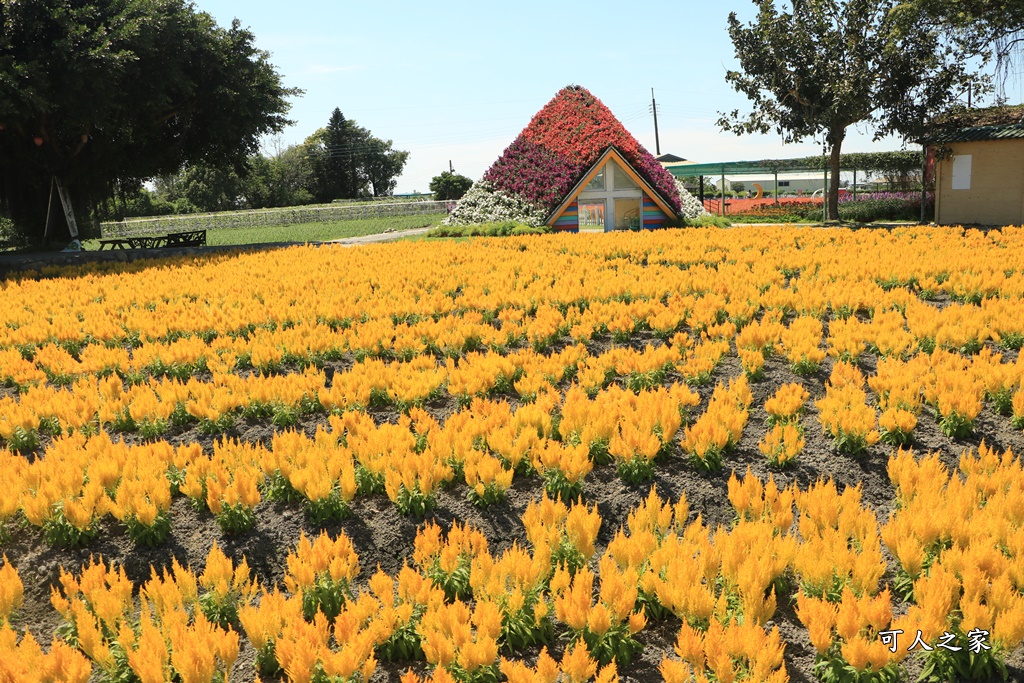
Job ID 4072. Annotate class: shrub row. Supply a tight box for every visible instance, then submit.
[428,222,552,238]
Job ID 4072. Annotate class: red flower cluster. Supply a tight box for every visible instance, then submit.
[483,86,682,216]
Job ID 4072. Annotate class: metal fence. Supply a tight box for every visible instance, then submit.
[99,200,455,237]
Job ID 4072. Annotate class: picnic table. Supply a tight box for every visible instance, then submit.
[98,230,206,251]
[164,230,207,248]
[98,235,164,250]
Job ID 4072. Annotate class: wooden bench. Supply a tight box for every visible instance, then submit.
[97,229,206,250]
[98,235,165,250]
[96,238,129,250]
[164,230,206,248]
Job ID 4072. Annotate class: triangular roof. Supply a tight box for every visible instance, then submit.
[656,153,689,163]
[546,147,678,224]
[480,86,681,218]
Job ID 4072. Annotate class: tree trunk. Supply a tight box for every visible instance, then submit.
[827,127,846,221]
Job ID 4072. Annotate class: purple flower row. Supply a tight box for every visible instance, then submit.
[483,138,584,214]
[839,191,935,205]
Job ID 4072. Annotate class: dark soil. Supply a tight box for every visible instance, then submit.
[2,334,1024,683]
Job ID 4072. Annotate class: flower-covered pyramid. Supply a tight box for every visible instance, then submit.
[446,86,683,226]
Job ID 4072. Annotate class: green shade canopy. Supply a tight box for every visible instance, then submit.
[665,150,924,178]
[665,161,797,177]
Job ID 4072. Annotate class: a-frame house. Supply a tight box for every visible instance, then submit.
[450,86,682,231]
[546,146,680,232]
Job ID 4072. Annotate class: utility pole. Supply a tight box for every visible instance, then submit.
[651,88,661,155]
[449,160,454,173]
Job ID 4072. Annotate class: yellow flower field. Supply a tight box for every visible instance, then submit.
[0,226,1023,682]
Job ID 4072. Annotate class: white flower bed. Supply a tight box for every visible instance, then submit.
[675,180,709,220]
[443,181,547,227]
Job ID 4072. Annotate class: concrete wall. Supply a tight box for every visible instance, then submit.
[936,139,1024,226]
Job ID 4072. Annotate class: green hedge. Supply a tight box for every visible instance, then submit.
[683,215,732,228]
[427,221,552,238]
[427,216,733,237]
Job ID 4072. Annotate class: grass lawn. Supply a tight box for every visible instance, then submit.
[80,214,446,249]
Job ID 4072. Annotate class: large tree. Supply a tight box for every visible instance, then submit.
[242,142,316,209]
[429,170,474,201]
[357,134,409,197]
[313,108,354,203]
[307,110,409,201]
[719,0,978,219]
[175,164,243,214]
[897,0,1024,100]
[0,0,295,241]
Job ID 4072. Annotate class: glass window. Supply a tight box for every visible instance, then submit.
[614,198,641,230]
[611,161,639,190]
[578,201,605,231]
[586,168,606,191]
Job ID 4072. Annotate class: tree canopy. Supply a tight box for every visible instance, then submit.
[899,0,1024,36]
[305,109,410,201]
[314,109,355,202]
[359,135,409,198]
[719,0,977,219]
[114,111,411,216]
[0,0,296,241]
[429,171,474,201]
[242,142,315,209]
[896,0,1024,100]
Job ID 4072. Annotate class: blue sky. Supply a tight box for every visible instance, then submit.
[197,0,1022,194]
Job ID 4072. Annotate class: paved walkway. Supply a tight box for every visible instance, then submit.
[327,227,431,245]
[0,227,433,278]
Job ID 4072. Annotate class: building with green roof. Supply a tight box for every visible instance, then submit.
[921,107,1024,226]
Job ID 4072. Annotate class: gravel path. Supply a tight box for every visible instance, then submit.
[328,226,431,245]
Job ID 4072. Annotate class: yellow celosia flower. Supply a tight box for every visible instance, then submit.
[560,641,598,683]
[0,556,24,623]
[765,382,810,422]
